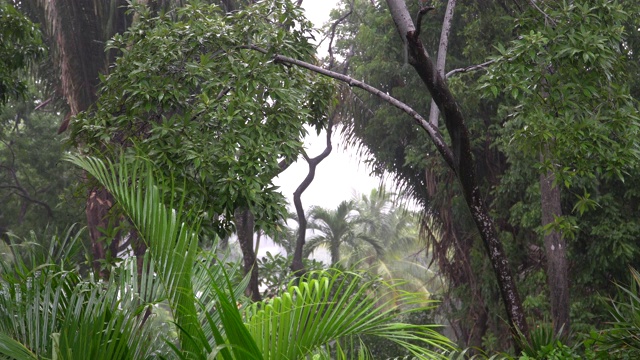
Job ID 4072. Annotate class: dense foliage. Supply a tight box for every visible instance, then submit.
[328,0,640,352]
[4,0,640,358]
[70,1,335,235]
[0,88,84,239]
[0,1,45,103]
[0,155,454,359]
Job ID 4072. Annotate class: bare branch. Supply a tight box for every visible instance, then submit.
[290,114,335,276]
[415,6,435,39]
[326,0,354,70]
[34,97,53,111]
[272,54,455,170]
[446,59,496,78]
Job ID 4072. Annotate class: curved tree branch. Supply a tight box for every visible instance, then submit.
[326,0,354,69]
[290,116,334,276]
[271,54,455,170]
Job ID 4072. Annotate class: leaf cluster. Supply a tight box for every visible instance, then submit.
[70,0,336,235]
[0,153,456,359]
[0,1,45,104]
[481,0,640,186]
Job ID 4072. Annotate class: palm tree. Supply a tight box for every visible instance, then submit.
[355,188,393,238]
[350,189,444,296]
[305,200,383,266]
[0,154,455,359]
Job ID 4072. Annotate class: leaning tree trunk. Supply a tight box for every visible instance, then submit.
[426,0,491,347]
[384,0,528,339]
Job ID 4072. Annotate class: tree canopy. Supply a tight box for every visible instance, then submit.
[4,0,640,358]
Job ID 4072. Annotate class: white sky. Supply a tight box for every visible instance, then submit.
[261,0,383,259]
[273,0,381,212]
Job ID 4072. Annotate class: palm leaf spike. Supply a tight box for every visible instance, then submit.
[66,154,208,358]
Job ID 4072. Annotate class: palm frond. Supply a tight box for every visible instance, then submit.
[0,257,169,360]
[244,269,454,360]
[0,332,36,360]
[67,154,208,357]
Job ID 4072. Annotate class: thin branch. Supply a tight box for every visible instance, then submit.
[0,140,54,218]
[446,59,496,78]
[215,87,232,101]
[271,53,455,170]
[528,0,557,27]
[0,176,54,218]
[33,97,53,111]
[429,0,457,127]
[326,0,354,70]
[415,6,435,39]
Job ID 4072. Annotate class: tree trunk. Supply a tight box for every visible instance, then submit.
[330,240,340,266]
[269,0,528,342]
[86,188,118,279]
[540,170,570,336]
[234,207,262,302]
[385,0,528,339]
[428,0,456,127]
[291,121,333,276]
[32,0,131,279]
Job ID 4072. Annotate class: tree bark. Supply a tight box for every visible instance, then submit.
[290,121,333,276]
[86,187,117,279]
[428,0,456,127]
[540,170,570,336]
[384,0,528,339]
[234,207,262,302]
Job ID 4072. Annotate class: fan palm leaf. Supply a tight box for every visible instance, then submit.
[245,269,453,359]
[0,256,170,359]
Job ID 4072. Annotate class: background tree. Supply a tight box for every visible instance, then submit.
[481,0,640,336]
[0,1,83,243]
[69,1,334,298]
[312,0,640,350]
[0,1,45,103]
[354,189,441,295]
[0,88,84,239]
[305,200,382,266]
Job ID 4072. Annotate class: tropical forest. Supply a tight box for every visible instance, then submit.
[2,0,640,359]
